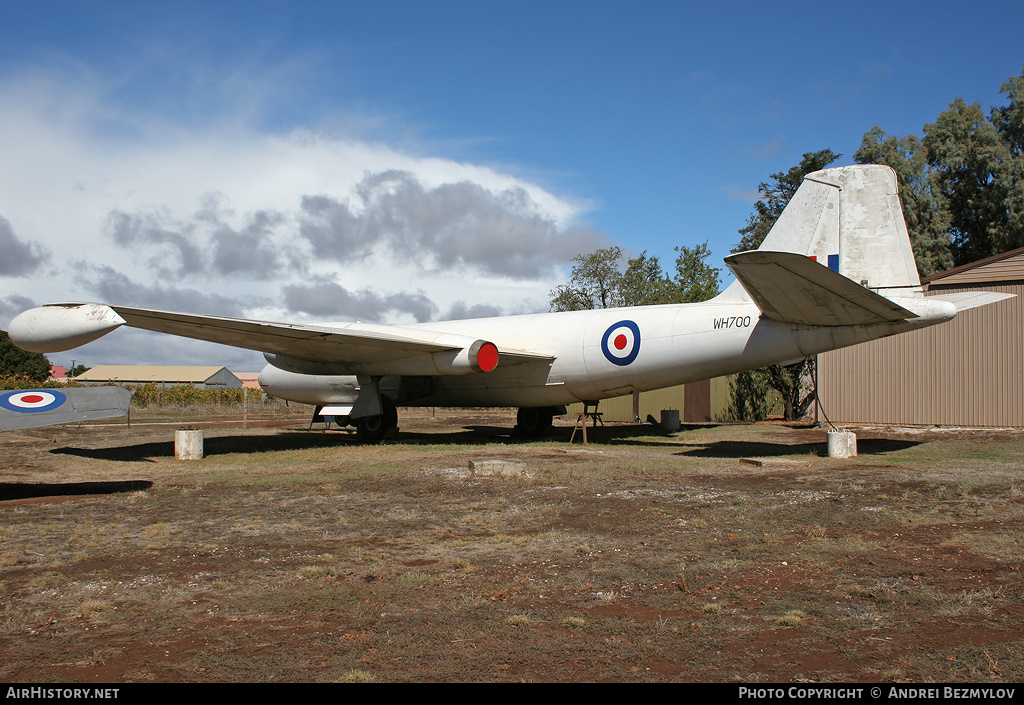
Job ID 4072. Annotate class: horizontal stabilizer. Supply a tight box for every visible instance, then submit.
[0,386,132,432]
[926,290,1016,312]
[725,250,919,326]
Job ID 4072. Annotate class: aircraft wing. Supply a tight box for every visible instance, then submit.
[10,303,554,376]
[724,250,919,326]
[0,386,132,432]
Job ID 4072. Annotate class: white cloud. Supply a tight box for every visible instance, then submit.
[0,216,48,275]
[0,65,607,367]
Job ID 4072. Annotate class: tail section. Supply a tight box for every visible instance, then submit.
[724,250,918,326]
[719,164,984,327]
[753,164,921,293]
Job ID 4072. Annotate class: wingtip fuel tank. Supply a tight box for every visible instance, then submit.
[9,303,126,353]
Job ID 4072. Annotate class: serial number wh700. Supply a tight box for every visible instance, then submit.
[713,316,753,330]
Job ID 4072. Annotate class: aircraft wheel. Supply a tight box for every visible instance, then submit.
[516,406,553,438]
[355,395,398,442]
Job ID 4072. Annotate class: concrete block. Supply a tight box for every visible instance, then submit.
[175,429,204,460]
[469,459,530,477]
[827,430,857,458]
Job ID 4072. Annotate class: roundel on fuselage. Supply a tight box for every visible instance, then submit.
[601,320,641,366]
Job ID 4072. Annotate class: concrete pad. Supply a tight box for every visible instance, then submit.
[468,459,531,477]
[739,457,810,468]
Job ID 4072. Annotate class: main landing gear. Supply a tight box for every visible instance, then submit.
[312,394,399,443]
[354,394,398,442]
[515,406,561,438]
[316,399,564,442]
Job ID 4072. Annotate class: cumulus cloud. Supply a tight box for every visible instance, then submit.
[0,216,49,276]
[1,294,36,329]
[282,279,437,322]
[0,63,607,366]
[106,198,301,281]
[298,170,606,279]
[209,209,291,280]
[79,264,259,317]
[106,209,206,279]
[443,301,505,320]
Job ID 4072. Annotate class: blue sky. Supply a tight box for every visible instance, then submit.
[1,1,1022,370]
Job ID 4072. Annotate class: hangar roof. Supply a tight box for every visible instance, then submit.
[75,365,239,384]
[923,246,1024,287]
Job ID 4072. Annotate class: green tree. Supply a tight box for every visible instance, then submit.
[549,246,625,311]
[671,242,720,303]
[550,243,721,311]
[734,149,843,253]
[855,127,954,276]
[992,71,1024,152]
[862,67,1024,269]
[923,97,1020,264]
[992,70,1024,245]
[0,330,51,382]
[617,251,676,306]
[728,149,842,422]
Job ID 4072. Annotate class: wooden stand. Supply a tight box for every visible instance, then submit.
[570,402,604,444]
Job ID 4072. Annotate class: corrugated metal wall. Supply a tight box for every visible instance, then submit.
[567,389,679,423]
[566,377,732,423]
[818,282,1023,427]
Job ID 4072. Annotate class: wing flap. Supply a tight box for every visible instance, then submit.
[496,349,556,366]
[725,250,918,326]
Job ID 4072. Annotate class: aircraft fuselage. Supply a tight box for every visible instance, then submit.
[257,291,954,410]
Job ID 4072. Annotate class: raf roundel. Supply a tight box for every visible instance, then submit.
[601,320,641,366]
[0,390,68,413]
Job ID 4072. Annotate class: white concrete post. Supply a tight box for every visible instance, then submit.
[175,429,204,460]
[827,430,857,458]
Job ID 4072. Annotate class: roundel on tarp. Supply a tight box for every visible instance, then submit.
[601,320,641,366]
[0,390,68,413]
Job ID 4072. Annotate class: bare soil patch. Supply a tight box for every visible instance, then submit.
[1,410,1022,682]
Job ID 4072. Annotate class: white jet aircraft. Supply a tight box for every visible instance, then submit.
[9,165,1012,440]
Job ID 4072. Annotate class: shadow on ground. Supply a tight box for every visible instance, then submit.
[673,437,920,458]
[49,431,360,462]
[0,480,154,502]
[42,422,921,465]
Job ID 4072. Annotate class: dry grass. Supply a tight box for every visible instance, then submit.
[2,414,1024,682]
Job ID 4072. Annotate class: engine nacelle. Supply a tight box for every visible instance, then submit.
[264,335,499,377]
[432,338,500,374]
[262,354,359,376]
[257,365,360,406]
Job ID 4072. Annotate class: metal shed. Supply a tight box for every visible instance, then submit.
[566,377,732,424]
[75,365,243,389]
[817,247,1024,427]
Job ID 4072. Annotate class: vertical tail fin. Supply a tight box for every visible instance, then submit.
[754,164,921,294]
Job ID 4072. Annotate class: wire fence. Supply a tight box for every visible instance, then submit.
[0,377,308,417]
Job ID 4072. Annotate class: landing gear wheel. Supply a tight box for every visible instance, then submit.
[516,406,554,438]
[355,395,399,443]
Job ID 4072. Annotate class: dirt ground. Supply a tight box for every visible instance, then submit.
[1,408,1022,683]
